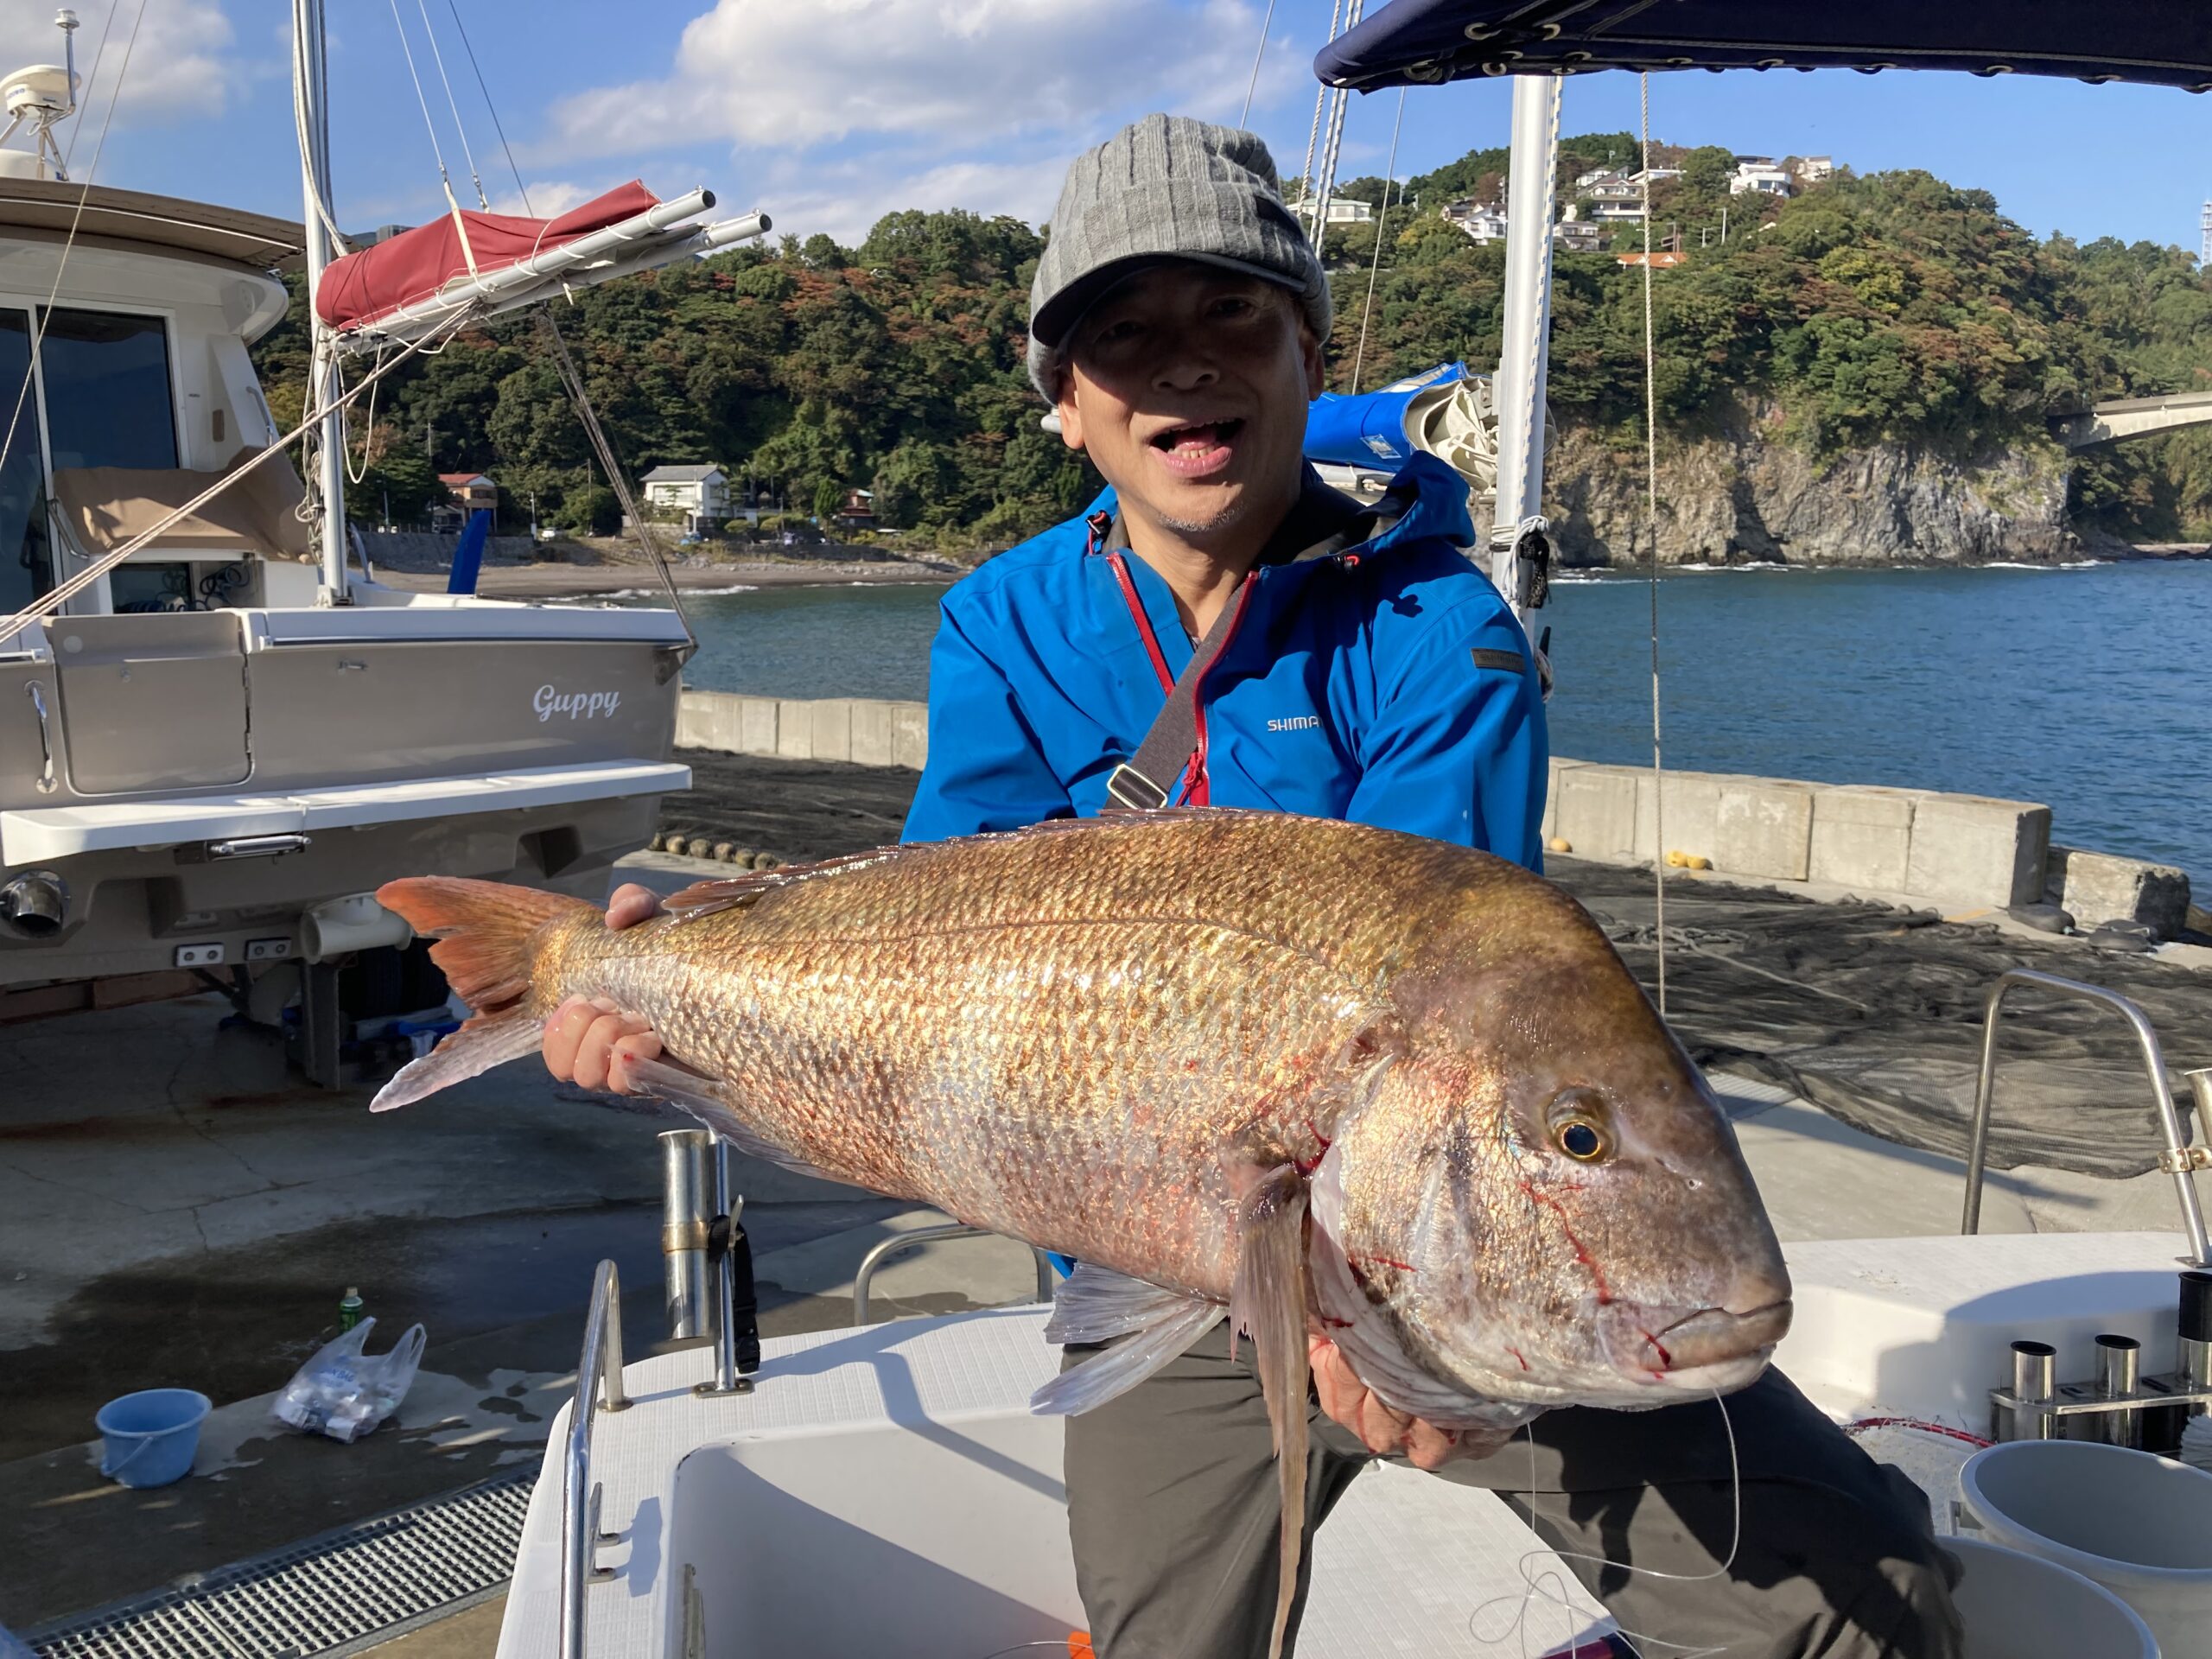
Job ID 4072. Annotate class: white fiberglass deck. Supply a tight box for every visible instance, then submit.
[499,1230,2198,1659]
[496,1306,1616,1659]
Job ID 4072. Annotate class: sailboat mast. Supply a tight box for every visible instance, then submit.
[1490,75,1561,622]
[293,0,349,605]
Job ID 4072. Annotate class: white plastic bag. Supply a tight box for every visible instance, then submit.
[271,1316,427,1442]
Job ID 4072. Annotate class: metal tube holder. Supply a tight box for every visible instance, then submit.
[1989,1279,2212,1449]
[695,1135,759,1396]
[560,1260,631,1659]
[659,1129,713,1341]
[1961,969,2210,1266]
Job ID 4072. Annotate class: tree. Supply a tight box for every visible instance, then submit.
[813,476,845,523]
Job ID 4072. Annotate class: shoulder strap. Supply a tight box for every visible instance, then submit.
[1103,470,1395,812]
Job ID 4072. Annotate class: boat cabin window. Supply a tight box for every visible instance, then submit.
[36,307,178,472]
[0,309,51,614]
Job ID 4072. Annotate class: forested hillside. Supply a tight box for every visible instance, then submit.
[249,140,2212,551]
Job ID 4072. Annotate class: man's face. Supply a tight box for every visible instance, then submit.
[1054,264,1325,545]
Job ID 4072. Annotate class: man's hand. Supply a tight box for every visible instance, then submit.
[1309,1337,1513,1471]
[543,883,664,1093]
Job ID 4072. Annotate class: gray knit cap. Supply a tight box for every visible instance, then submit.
[1027,113,1332,397]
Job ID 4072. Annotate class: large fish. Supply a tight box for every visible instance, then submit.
[374,810,1789,1657]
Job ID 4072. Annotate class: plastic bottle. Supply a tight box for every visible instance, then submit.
[338,1287,364,1332]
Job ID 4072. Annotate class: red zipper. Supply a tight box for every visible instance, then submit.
[1107,552,1175,695]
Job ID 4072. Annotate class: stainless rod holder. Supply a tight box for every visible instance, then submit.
[659,1130,714,1341]
[695,1136,753,1396]
[2095,1333,2142,1447]
[1961,969,2210,1266]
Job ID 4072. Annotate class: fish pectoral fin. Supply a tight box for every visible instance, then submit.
[372,1008,546,1112]
[1233,1163,1311,1659]
[617,1055,844,1185]
[1045,1263,1208,1345]
[1030,1276,1222,1417]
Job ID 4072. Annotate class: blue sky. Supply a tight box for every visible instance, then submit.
[18,0,2211,254]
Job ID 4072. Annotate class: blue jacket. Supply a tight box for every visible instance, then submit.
[901,451,1547,865]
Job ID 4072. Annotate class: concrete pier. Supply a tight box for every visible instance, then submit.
[674,690,2189,930]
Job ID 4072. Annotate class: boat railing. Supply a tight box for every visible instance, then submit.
[561,1259,630,1659]
[1961,967,2211,1265]
[853,1224,1059,1325]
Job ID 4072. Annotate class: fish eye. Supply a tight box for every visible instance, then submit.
[1556,1119,1608,1162]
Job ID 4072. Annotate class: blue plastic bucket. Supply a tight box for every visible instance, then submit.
[96,1389,210,1488]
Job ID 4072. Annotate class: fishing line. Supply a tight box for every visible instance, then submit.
[1638,71,1669,1019]
[1467,1389,1743,1659]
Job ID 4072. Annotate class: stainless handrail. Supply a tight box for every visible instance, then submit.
[561,1259,632,1659]
[852,1224,1059,1325]
[1961,968,2210,1265]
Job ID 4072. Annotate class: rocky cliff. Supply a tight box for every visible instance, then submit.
[1545,410,2098,567]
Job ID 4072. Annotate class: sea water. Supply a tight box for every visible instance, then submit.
[652,561,2212,878]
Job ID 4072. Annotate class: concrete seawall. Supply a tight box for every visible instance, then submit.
[674,690,2188,931]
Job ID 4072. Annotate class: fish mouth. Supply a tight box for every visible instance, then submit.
[1600,1298,1793,1389]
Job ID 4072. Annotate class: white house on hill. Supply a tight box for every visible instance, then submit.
[641,464,733,531]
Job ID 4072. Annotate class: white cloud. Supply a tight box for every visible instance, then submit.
[0,1,240,137]
[549,0,1263,156]
[758,152,1074,246]
[486,180,619,219]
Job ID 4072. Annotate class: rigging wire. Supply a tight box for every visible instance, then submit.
[416,0,490,209]
[1307,0,1365,250]
[1237,0,1279,128]
[386,0,480,276]
[448,1,531,214]
[531,309,698,666]
[1638,71,1668,1015]
[1295,0,1346,237]
[0,0,142,521]
[1346,86,1405,396]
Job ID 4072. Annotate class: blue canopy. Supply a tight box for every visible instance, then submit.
[1315,1,2212,93]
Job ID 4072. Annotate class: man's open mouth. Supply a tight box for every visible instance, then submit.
[1147,418,1244,479]
[1148,418,1244,454]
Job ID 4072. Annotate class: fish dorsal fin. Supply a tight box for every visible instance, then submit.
[662,848,907,919]
[661,811,1262,920]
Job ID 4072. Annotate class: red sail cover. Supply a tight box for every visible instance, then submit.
[315,181,662,333]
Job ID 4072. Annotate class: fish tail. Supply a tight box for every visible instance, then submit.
[369,878,594,1112]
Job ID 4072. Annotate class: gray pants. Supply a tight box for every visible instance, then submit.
[1064,1325,1962,1659]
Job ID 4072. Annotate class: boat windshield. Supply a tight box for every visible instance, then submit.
[37,307,177,472]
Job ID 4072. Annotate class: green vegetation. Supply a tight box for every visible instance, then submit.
[250,142,2212,548]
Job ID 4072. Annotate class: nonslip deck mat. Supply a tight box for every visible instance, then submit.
[23,1468,533,1659]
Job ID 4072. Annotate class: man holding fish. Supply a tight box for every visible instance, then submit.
[462,116,1961,1657]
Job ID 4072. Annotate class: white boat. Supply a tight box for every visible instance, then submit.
[486,5,2212,1656]
[0,6,763,1073]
